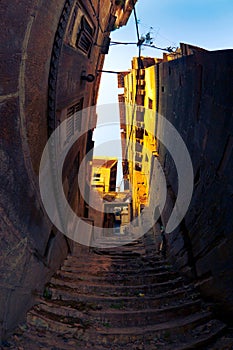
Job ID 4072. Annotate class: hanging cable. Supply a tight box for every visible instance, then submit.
[110,41,137,45]
[133,4,140,43]
[110,41,176,52]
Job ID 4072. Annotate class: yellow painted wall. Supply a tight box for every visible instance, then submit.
[123,57,158,217]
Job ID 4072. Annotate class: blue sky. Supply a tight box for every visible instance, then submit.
[94,0,233,187]
[97,0,233,106]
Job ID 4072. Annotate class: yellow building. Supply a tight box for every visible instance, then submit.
[119,44,207,219]
[118,56,161,217]
[91,157,118,193]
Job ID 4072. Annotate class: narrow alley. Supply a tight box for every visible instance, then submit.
[1,1,233,349]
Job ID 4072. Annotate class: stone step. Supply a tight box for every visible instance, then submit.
[110,258,169,269]
[61,262,172,276]
[56,269,179,285]
[34,296,203,329]
[94,245,146,254]
[7,318,227,350]
[168,319,226,350]
[88,299,203,327]
[93,237,145,247]
[34,298,88,319]
[62,260,170,274]
[9,327,78,350]
[49,276,184,296]
[90,240,136,248]
[64,252,164,265]
[5,232,230,350]
[65,255,113,264]
[79,311,214,345]
[91,250,142,257]
[47,285,199,311]
[27,310,80,335]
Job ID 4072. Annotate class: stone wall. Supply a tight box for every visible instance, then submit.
[158,49,233,320]
[0,0,115,339]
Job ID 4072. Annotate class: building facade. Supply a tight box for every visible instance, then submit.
[91,157,118,193]
[89,157,118,230]
[0,0,136,339]
[119,56,161,217]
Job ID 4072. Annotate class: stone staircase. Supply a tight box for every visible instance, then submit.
[2,233,233,349]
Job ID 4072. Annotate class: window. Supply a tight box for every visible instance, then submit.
[136,94,145,106]
[148,98,153,109]
[136,110,144,122]
[67,4,95,57]
[66,111,74,140]
[135,127,144,140]
[67,152,80,201]
[135,142,143,153]
[135,152,142,163]
[135,163,142,171]
[76,16,94,56]
[66,98,83,140]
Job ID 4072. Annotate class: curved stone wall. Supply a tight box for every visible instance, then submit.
[0,0,116,338]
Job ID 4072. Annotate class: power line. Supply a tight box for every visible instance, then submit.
[110,41,137,45]
[110,41,176,52]
[133,4,140,43]
[143,43,176,52]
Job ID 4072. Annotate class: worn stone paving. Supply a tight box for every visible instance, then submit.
[2,232,233,349]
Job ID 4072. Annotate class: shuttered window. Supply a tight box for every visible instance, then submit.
[76,16,94,56]
[66,99,83,140]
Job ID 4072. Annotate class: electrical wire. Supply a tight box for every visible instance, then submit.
[110,42,137,45]
[110,41,176,52]
[133,4,140,43]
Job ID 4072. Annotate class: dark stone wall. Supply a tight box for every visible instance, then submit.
[158,49,233,320]
[0,0,114,339]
